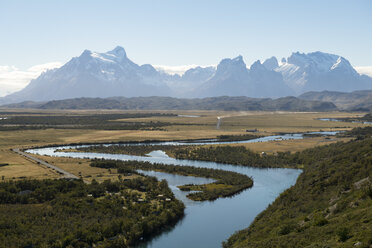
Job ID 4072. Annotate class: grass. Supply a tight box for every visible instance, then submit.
[0,109,369,180]
[229,136,352,154]
[30,155,139,183]
[0,149,59,180]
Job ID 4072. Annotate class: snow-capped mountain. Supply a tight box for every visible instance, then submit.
[166,66,216,96]
[195,56,293,98]
[275,51,372,94]
[1,48,372,105]
[1,46,172,104]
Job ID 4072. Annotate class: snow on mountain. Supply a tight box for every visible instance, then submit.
[262,56,279,71]
[1,46,172,104]
[195,56,293,98]
[249,60,293,98]
[276,51,371,94]
[170,66,216,96]
[1,48,372,105]
[196,56,251,97]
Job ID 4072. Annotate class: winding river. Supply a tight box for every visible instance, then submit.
[25,132,335,248]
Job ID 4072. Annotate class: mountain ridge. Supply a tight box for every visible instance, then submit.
[1,47,371,105]
[1,95,338,112]
[299,90,372,111]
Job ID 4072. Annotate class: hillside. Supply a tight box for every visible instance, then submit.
[224,129,372,248]
[2,96,338,112]
[299,90,372,111]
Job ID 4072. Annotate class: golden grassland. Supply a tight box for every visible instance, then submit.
[30,155,138,183]
[218,136,353,154]
[0,109,369,180]
[0,149,60,180]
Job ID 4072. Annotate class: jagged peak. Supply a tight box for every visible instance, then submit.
[80,49,92,57]
[140,64,157,73]
[263,56,279,70]
[218,55,246,67]
[74,46,131,66]
[107,46,127,58]
[286,51,347,72]
[232,55,243,62]
[250,60,264,70]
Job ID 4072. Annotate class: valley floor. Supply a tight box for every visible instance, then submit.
[0,109,371,247]
[0,110,365,181]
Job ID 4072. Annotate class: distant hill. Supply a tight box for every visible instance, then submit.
[2,96,338,112]
[1,46,371,105]
[299,90,372,111]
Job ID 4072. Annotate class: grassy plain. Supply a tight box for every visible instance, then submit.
[0,109,369,180]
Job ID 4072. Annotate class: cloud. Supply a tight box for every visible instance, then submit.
[153,64,216,75]
[0,62,62,97]
[355,66,372,77]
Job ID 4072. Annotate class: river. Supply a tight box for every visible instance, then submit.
[25,132,334,247]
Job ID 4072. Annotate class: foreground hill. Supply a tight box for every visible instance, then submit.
[299,90,372,111]
[224,128,372,248]
[2,96,338,112]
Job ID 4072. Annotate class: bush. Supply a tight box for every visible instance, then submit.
[337,227,350,242]
[314,217,328,226]
[278,224,292,235]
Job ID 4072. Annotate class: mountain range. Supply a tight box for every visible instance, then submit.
[1,46,372,105]
[1,96,337,112]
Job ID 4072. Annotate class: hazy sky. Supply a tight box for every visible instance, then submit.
[0,0,371,96]
[1,0,371,69]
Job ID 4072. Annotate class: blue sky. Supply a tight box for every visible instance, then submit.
[1,0,371,68]
[0,0,371,96]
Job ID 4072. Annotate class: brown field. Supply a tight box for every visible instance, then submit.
[30,155,138,183]
[0,149,60,180]
[0,109,369,180]
[210,136,352,154]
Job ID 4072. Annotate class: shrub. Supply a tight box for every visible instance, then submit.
[314,217,328,226]
[278,224,292,235]
[337,227,350,242]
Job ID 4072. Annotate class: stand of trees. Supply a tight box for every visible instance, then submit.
[76,144,180,157]
[90,160,253,201]
[76,143,296,169]
[223,128,372,248]
[0,113,176,131]
[172,146,297,168]
[0,177,184,247]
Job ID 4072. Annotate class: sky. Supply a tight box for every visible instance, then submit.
[0,0,371,96]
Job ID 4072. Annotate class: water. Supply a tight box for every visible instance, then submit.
[26,132,334,247]
[178,115,200,118]
[319,118,372,125]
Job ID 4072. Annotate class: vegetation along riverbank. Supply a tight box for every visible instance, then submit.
[0,177,184,247]
[223,127,372,247]
[90,160,253,201]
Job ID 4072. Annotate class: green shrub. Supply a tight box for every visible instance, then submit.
[314,217,328,226]
[278,224,293,235]
[337,227,350,242]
